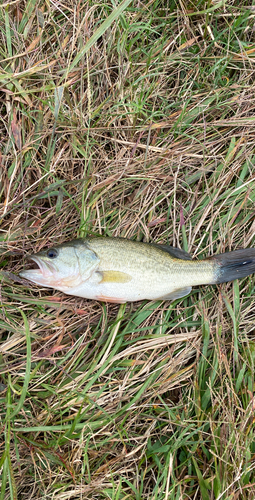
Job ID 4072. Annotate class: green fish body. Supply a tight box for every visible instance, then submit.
[20,237,255,303]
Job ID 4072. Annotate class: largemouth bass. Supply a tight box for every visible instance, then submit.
[20,237,255,303]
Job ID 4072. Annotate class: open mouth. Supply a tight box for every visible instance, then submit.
[19,256,54,283]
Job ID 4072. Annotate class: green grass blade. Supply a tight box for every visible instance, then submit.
[63,0,133,76]
[9,311,31,419]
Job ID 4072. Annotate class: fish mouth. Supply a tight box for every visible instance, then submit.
[19,256,56,285]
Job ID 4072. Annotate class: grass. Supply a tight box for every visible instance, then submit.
[0,0,255,498]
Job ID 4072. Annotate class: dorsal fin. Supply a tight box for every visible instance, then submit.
[150,243,192,260]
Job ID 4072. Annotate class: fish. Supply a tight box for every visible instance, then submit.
[19,237,255,303]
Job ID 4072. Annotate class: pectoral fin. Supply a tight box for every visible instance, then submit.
[98,271,132,283]
[157,286,192,301]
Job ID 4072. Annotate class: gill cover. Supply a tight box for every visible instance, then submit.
[20,239,100,289]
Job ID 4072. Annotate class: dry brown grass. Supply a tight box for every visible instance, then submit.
[0,1,255,499]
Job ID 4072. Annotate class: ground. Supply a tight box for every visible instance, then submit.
[0,1,255,499]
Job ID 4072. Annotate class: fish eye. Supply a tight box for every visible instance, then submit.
[47,248,58,259]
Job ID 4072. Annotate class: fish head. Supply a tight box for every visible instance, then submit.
[20,239,100,290]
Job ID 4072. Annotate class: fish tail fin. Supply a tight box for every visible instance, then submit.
[208,248,255,284]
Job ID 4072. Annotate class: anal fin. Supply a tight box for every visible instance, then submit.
[157,286,192,301]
